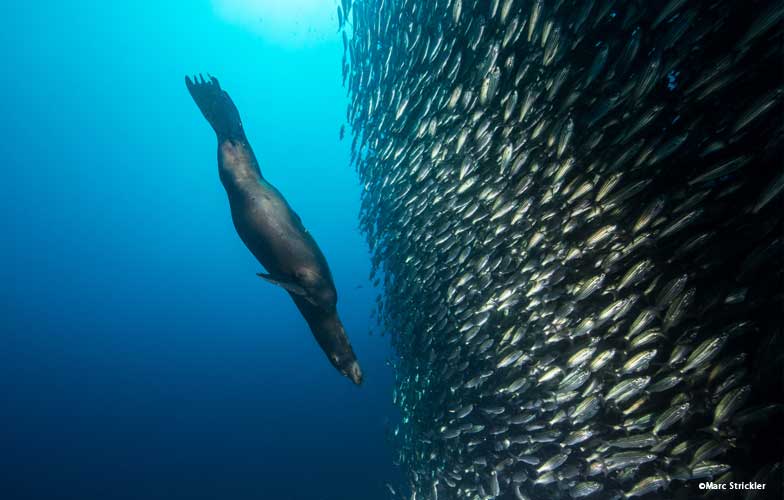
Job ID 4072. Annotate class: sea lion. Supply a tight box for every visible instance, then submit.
[185,74,362,385]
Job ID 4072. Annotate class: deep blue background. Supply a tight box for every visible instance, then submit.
[0,1,396,498]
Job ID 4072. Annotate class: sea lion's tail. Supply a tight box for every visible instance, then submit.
[185,74,245,141]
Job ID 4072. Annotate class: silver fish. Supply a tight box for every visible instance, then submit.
[344,0,781,496]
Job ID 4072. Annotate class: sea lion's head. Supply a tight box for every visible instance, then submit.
[334,353,363,385]
[324,317,363,386]
[290,293,363,385]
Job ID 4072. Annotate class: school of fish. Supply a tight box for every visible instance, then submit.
[339,0,783,498]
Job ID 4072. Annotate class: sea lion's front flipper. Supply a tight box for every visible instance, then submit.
[256,272,318,305]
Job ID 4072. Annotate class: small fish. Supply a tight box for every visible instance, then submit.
[625,474,671,497]
[710,385,752,432]
[537,450,571,474]
[343,0,780,495]
[653,402,690,435]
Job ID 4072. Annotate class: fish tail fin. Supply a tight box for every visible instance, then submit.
[185,74,245,141]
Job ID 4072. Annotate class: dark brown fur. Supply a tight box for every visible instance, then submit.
[186,75,362,385]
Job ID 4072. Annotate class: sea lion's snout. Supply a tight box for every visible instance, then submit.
[331,351,363,385]
[314,311,363,385]
[345,360,363,385]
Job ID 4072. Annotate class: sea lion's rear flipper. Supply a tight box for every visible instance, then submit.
[256,272,319,306]
[185,74,245,141]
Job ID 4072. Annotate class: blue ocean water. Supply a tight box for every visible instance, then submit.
[0,1,397,499]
